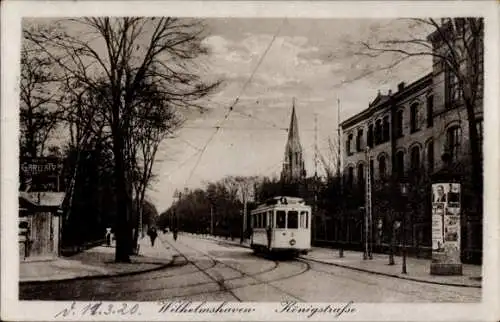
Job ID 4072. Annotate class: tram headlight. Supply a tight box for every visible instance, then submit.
[289,239,296,246]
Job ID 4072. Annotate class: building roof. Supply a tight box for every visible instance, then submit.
[19,192,65,208]
[340,72,433,130]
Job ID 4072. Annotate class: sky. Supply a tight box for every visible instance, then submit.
[149,18,433,212]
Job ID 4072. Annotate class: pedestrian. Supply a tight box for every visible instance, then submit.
[266,225,272,250]
[173,228,178,241]
[148,227,158,246]
[105,228,112,247]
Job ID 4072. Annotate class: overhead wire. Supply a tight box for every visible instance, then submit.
[206,99,286,131]
[183,18,288,187]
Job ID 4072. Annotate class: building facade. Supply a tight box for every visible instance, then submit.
[339,19,484,263]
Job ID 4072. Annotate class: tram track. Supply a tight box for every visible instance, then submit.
[164,236,310,302]
[186,234,434,301]
[162,236,244,301]
[21,234,310,301]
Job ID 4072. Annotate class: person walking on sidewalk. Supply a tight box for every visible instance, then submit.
[148,227,158,246]
[173,227,178,241]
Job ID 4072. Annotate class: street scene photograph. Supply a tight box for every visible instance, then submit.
[14,13,485,305]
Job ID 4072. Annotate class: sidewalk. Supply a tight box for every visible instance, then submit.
[190,233,482,288]
[20,234,176,283]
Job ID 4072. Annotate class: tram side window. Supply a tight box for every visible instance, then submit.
[287,211,298,229]
[258,213,262,228]
[268,211,274,228]
[276,211,286,228]
[300,211,309,228]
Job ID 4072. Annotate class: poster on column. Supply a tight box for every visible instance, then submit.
[431,183,461,262]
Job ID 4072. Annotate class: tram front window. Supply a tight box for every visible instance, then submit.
[276,211,286,228]
[300,211,308,228]
[287,211,298,229]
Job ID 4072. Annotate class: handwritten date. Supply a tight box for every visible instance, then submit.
[55,302,140,318]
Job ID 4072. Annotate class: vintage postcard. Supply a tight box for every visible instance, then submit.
[1,1,499,321]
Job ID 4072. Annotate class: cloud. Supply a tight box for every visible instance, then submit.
[150,18,434,211]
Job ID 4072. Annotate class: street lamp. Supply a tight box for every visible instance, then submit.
[399,180,409,274]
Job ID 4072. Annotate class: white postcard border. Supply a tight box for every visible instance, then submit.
[1,1,499,321]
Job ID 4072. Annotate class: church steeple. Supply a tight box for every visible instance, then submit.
[281,98,306,183]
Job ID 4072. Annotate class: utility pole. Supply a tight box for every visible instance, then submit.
[365,147,373,260]
[337,98,344,258]
[241,186,248,244]
[313,113,319,243]
[314,114,318,180]
[210,204,214,235]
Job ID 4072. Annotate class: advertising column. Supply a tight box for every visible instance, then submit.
[430,183,462,275]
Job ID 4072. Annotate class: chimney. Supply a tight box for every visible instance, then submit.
[388,89,392,96]
[398,82,405,92]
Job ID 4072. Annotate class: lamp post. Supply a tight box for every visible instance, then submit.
[361,206,367,260]
[399,180,409,274]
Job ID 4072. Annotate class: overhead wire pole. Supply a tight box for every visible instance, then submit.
[313,113,319,243]
[337,98,344,258]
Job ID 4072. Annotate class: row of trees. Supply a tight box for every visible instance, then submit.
[157,176,258,238]
[21,18,220,261]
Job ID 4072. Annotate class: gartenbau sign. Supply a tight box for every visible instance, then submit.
[20,157,64,192]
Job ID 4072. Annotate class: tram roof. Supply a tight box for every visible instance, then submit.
[257,196,307,207]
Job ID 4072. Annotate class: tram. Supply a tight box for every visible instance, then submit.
[250,196,311,256]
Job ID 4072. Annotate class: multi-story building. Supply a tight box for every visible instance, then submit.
[341,74,433,189]
[339,19,483,263]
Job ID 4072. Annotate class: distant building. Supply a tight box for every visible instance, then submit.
[281,101,306,184]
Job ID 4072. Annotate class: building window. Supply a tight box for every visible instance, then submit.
[357,163,365,188]
[410,103,419,133]
[346,134,353,156]
[395,109,404,138]
[396,151,404,178]
[367,124,374,148]
[375,119,382,145]
[383,116,390,142]
[410,146,420,171]
[378,155,387,180]
[446,126,462,162]
[445,63,462,108]
[426,95,434,127]
[356,128,363,152]
[427,141,434,174]
[369,159,374,182]
[347,166,354,188]
[476,118,483,156]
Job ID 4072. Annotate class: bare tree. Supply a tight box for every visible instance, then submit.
[359,18,484,205]
[130,87,183,251]
[25,17,220,262]
[20,45,62,157]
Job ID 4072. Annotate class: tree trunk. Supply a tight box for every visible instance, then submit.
[131,190,145,255]
[113,129,131,263]
[464,99,483,213]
